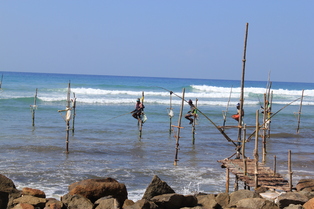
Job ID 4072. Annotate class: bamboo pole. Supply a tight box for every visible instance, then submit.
[174,88,185,166]
[262,94,267,163]
[296,90,304,134]
[222,86,233,131]
[273,155,277,176]
[72,92,77,135]
[192,98,198,145]
[288,150,293,191]
[169,91,173,136]
[31,88,38,127]
[254,110,259,188]
[226,168,230,193]
[242,124,247,176]
[138,91,144,139]
[65,81,71,154]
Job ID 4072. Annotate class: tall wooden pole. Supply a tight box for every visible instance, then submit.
[288,150,293,191]
[237,22,249,158]
[262,93,267,163]
[31,88,38,127]
[72,92,77,135]
[254,110,259,188]
[169,91,173,136]
[296,90,304,134]
[192,98,198,145]
[65,81,71,154]
[174,88,185,166]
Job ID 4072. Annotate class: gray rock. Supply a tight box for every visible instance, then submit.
[229,189,260,207]
[123,199,158,209]
[236,197,279,209]
[196,193,219,209]
[61,193,94,209]
[277,192,309,209]
[151,193,184,209]
[142,175,175,200]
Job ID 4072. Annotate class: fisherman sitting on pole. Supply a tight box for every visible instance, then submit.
[131,98,145,120]
[185,99,197,124]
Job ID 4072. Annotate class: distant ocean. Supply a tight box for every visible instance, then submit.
[0,71,313,201]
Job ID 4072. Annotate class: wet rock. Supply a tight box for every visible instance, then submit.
[236,197,279,209]
[68,177,127,206]
[215,192,230,208]
[196,193,219,208]
[296,179,314,192]
[123,199,158,209]
[61,193,94,209]
[0,174,21,209]
[151,193,185,209]
[22,187,46,198]
[13,195,46,208]
[94,197,118,209]
[229,189,260,207]
[277,192,309,209]
[45,198,63,209]
[142,175,175,200]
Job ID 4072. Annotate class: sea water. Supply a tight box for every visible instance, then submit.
[0,71,313,201]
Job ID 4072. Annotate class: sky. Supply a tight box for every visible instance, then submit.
[0,1,313,83]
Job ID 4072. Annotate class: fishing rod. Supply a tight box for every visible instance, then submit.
[246,96,301,142]
[156,86,237,146]
[222,85,233,130]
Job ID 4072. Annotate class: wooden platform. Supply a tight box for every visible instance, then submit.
[218,158,291,191]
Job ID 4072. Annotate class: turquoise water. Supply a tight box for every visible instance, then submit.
[0,71,313,200]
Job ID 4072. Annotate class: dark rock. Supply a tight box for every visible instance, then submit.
[123,199,135,208]
[277,192,309,209]
[68,177,127,206]
[61,193,94,209]
[236,197,279,209]
[12,195,46,208]
[142,175,175,200]
[296,179,314,192]
[229,189,260,207]
[283,204,304,209]
[151,193,185,209]
[22,187,46,198]
[182,194,198,207]
[196,193,219,209]
[123,199,158,209]
[0,174,21,209]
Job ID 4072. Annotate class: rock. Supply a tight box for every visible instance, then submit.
[142,175,175,200]
[123,199,158,209]
[68,177,127,206]
[236,197,279,209]
[45,198,63,209]
[303,197,314,209]
[296,179,314,192]
[22,187,46,198]
[182,194,198,207]
[277,192,309,209]
[283,204,304,209]
[229,189,260,207]
[0,174,21,209]
[12,203,35,209]
[216,192,229,208]
[151,193,185,209]
[259,191,282,202]
[61,193,94,209]
[13,195,46,208]
[94,197,118,209]
[196,193,219,208]
[123,199,135,208]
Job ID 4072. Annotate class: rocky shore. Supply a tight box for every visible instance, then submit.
[1,173,314,209]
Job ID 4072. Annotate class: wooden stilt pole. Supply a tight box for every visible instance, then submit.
[262,93,267,164]
[138,91,145,140]
[226,168,230,193]
[169,91,173,136]
[31,88,38,127]
[234,175,239,191]
[296,90,304,134]
[254,110,259,188]
[192,98,198,145]
[288,150,293,191]
[65,81,71,154]
[273,155,277,175]
[236,22,249,159]
[242,124,247,176]
[72,92,77,135]
[174,88,185,166]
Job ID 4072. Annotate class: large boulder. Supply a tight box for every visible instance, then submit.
[45,198,63,209]
[12,203,35,209]
[61,193,94,209]
[123,199,158,209]
[303,197,314,209]
[151,193,185,209]
[236,197,279,209]
[296,179,314,192]
[68,177,127,206]
[142,175,175,200]
[94,197,118,209]
[229,189,260,207]
[215,192,230,208]
[12,195,46,208]
[22,187,46,198]
[277,192,309,209]
[196,193,219,208]
[0,174,21,209]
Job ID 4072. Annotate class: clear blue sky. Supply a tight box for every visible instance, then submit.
[1,1,313,83]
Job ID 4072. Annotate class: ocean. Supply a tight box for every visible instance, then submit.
[0,71,313,201]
